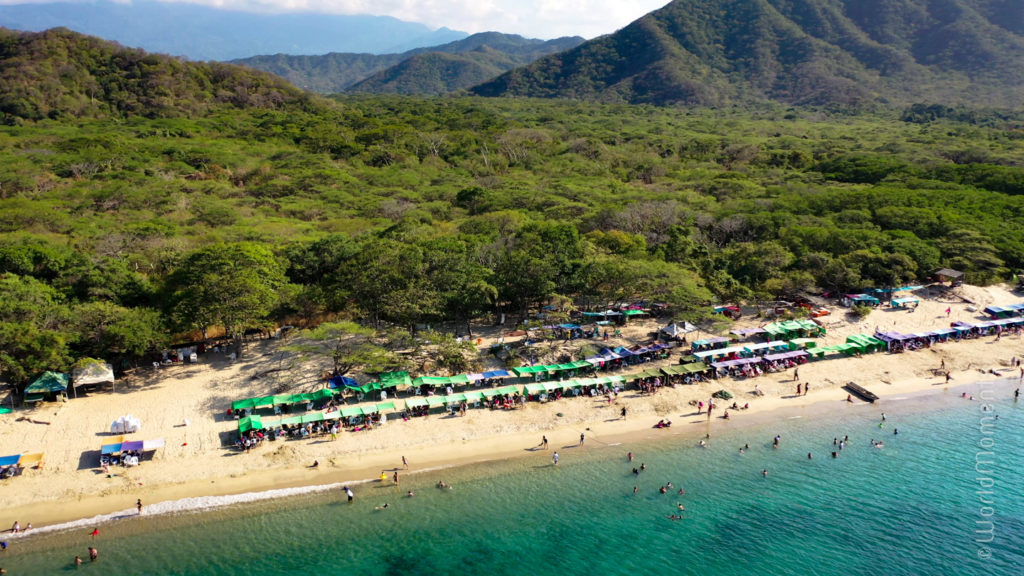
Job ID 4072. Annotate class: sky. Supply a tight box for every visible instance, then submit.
[0,0,672,38]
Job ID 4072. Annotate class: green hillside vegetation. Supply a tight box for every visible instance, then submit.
[471,0,1024,108]
[232,32,584,94]
[0,27,318,121]
[347,48,524,95]
[2,27,1024,389]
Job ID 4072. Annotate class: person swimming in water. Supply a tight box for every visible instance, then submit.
[375,503,390,510]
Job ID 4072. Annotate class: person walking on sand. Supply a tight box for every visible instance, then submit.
[794,367,799,381]
[542,436,548,450]
[393,471,399,486]
[579,433,585,446]
[804,382,809,396]
[402,456,409,469]
[797,383,802,395]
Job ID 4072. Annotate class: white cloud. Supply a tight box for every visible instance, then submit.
[33,0,672,38]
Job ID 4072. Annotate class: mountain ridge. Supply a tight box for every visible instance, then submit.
[470,0,1024,108]
[234,33,585,95]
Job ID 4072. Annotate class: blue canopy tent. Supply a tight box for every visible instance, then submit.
[0,454,21,467]
[328,375,359,389]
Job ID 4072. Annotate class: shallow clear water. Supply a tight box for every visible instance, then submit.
[4,381,1022,576]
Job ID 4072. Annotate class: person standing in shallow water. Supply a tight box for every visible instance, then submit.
[552,452,559,465]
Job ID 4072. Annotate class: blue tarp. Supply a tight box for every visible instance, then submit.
[482,370,511,378]
[101,444,122,455]
[329,376,359,389]
[0,454,20,466]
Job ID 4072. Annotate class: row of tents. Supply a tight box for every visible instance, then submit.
[21,363,116,405]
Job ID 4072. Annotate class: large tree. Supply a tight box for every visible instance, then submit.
[165,243,287,339]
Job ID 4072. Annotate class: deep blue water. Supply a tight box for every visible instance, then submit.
[3,381,1022,576]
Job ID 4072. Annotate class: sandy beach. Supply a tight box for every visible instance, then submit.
[2,282,1022,530]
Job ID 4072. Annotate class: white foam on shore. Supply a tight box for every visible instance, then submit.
[9,481,345,540]
[12,465,459,540]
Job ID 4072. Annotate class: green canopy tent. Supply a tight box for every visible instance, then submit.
[495,385,520,396]
[238,415,263,433]
[524,383,546,395]
[405,398,428,409]
[425,396,448,407]
[543,382,564,393]
[413,376,451,387]
[448,374,471,385]
[276,415,304,426]
[340,406,365,418]
[301,413,325,424]
[375,402,397,413]
[231,398,259,411]
[379,371,411,389]
[788,338,818,350]
[463,391,485,402]
[24,371,69,404]
[306,389,335,402]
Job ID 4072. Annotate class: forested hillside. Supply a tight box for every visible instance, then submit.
[233,33,585,94]
[0,28,318,121]
[2,27,1024,388]
[471,0,1024,108]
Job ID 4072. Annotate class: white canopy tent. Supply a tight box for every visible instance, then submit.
[660,322,697,339]
[72,361,115,396]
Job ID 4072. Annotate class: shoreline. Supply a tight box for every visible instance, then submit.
[3,281,1023,534]
[4,369,1018,534]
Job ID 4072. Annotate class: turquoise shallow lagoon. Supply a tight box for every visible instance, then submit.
[3,380,1022,575]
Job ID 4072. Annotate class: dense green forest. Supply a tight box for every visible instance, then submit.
[2,28,1024,389]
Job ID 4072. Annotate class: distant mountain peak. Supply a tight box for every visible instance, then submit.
[0,0,469,60]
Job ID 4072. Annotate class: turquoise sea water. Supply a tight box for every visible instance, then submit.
[3,381,1023,576]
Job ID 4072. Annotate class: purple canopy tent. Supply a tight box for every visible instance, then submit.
[763,350,808,362]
